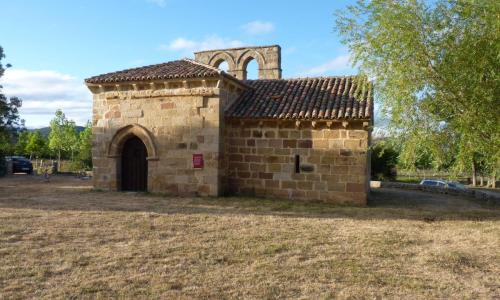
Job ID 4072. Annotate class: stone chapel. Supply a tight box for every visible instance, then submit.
[85,45,373,205]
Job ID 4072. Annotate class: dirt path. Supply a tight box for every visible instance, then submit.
[0,174,491,212]
[369,187,484,210]
[0,174,495,217]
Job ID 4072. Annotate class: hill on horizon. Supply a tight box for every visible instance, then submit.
[28,126,85,138]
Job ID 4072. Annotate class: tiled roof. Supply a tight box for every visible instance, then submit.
[226,77,373,120]
[85,59,222,84]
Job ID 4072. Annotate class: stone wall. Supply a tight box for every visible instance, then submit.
[223,120,370,205]
[90,78,242,196]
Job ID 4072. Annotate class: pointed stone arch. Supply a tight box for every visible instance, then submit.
[236,49,266,67]
[207,51,237,71]
[236,50,267,80]
[107,124,158,160]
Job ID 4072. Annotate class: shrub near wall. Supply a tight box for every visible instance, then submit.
[0,150,6,177]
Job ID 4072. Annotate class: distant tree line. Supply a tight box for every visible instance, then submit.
[11,110,92,171]
[371,136,497,187]
[0,46,91,175]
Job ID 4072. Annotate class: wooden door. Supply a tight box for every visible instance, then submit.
[121,136,148,191]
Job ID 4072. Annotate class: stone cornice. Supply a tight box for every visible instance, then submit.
[86,75,250,98]
[224,118,372,130]
[102,87,220,100]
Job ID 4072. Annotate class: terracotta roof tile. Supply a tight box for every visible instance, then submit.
[85,59,221,84]
[226,77,373,120]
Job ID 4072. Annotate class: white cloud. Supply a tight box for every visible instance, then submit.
[303,54,353,76]
[241,21,275,35]
[147,0,166,7]
[159,35,245,55]
[0,69,92,128]
[163,38,198,52]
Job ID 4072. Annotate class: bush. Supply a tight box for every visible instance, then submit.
[371,141,399,181]
[0,150,6,177]
[68,159,90,172]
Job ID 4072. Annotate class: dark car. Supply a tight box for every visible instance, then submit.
[5,156,33,174]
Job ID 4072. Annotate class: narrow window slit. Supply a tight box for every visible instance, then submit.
[295,155,300,173]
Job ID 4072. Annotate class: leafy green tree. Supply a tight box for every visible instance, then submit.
[65,119,79,161]
[48,110,83,172]
[0,46,24,176]
[14,130,29,156]
[0,46,24,155]
[77,121,92,169]
[25,131,47,159]
[335,0,500,185]
[48,110,79,169]
[48,110,65,166]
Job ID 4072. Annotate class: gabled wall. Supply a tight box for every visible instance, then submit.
[88,77,243,196]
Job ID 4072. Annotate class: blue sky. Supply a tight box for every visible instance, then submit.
[0,0,357,127]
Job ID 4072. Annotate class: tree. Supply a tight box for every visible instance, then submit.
[48,110,83,171]
[14,130,29,156]
[25,131,47,159]
[65,119,79,161]
[0,46,24,154]
[48,110,65,166]
[76,121,92,170]
[0,46,24,176]
[48,110,79,169]
[335,0,500,185]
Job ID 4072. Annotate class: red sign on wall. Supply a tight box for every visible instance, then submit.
[193,154,204,169]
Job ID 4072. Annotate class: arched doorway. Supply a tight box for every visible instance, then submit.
[121,136,148,191]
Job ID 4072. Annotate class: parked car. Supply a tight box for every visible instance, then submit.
[419,179,466,190]
[5,156,33,174]
[446,181,466,190]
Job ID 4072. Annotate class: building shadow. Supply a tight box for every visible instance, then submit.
[0,180,498,222]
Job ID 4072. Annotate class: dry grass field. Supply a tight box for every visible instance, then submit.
[0,175,499,299]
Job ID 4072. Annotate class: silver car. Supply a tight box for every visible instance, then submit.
[419,179,466,190]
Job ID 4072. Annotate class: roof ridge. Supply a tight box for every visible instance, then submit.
[84,59,222,84]
[244,75,363,82]
[85,60,178,81]
[181,58,222,74]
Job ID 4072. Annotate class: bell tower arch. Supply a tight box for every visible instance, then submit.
[194,45,282,80]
